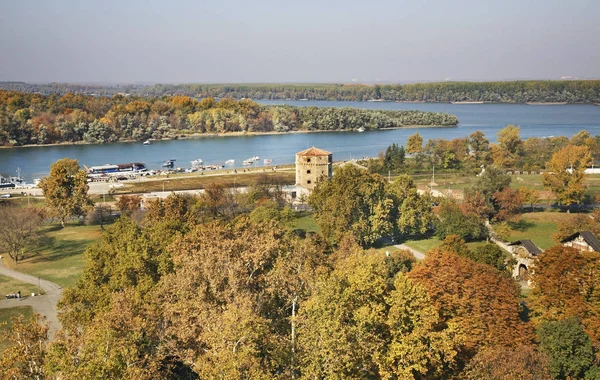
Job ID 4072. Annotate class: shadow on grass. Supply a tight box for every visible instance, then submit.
[508,219,535,232]
[23,236,91,264]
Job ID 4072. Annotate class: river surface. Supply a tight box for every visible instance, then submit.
[2,101,600,181]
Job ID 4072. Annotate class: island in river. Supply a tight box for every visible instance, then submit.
[0,90,457,148]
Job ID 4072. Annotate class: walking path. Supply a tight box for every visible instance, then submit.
[394,244,426,260]
[0,257,62,339]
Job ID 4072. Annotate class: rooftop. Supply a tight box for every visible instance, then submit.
[296,147,332,157]
[508,239,542,256]
[561,231,600,252]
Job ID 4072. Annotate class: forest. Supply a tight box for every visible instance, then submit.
[2,79,600,103]
[3,156,600,378]
[0,90,457,146]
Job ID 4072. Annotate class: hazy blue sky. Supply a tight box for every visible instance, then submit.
[1,0,599,83]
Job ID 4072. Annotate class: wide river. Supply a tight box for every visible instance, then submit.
[2,101,600,181]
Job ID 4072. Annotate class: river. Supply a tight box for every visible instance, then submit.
[2,101,600,181]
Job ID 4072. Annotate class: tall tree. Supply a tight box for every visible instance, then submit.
[309,165,393,246]
[495,124,524,167]
[529,246,600,344]
[0,205,44,263]
[543,144,592,209]
[408,249,533,365]
[406,132,423,154]
[38,158,92,227]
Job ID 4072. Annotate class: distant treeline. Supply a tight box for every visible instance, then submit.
[0,90,457,146]
[1,80,600,103]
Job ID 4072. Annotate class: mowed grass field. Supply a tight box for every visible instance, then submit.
[0,306,34,353]
[4,224,103,289]
[504,212,575,249]
[0,274,41,297]
[114,170,295,194]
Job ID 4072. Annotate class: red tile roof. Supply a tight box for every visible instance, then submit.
[296,147,332,157]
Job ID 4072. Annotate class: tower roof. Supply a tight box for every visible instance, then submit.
[296,147,332,157]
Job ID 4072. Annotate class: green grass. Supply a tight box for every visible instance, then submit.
[0,306,34,353]
[0,274,41,297]
[403,237,441,254]
[503,212,574,249]
[292,212,321,233]
[4,224,103,288]
[115,170,295,194]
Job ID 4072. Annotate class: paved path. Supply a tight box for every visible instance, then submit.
[394,244,426,260]
[0,257,62,339]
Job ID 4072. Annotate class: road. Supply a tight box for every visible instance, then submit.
[394,244,426,260]
[0,257,62,339]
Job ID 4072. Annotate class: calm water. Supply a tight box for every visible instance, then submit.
[2,101,600,181]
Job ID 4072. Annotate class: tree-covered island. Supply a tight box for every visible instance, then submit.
[0,90,457,146]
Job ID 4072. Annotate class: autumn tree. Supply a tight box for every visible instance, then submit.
[463,345,552,380]
[468,130,492,167]
[0,315,49,379]
[529,246,600,344]
[38,157,93,227]
[543,144,592,209]
[309,165,393,246]
[493,124,524,168]
[0,205,44,263]
[158,218,292,378]
[408,249,533,365]
[493,187,523,221]
[116,194,141,216]
[298,244,459,379]
[406,132,423,154]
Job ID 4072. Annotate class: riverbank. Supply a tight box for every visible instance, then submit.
[0,124,456,150]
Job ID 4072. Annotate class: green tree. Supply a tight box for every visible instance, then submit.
[469,130,492,166]
[537,318,597,380]
[309,165,393,246]
[543,144,592,209]
[38,158,93,227]
[434,199,488,241]
[495,124,523,167]
[387,175,434,238]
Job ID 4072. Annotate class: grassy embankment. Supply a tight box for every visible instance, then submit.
[0,306,34,353]
[112,169,296,194]
[3,224,103,289]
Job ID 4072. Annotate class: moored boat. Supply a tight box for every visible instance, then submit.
[225,159,235,165]
[264,159,272,164]
[143,140,151,145]
[162,159,176,167]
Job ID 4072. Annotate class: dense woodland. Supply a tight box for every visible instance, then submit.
[3,156,600,378]
[0,90,457,146]
[2,80,600,103]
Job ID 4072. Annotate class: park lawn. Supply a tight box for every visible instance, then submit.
[114,170,295,194]
[403,237,441,254]
[0,274,41,297]
[292,212,321,233]
[4,224,103,289]
[0,306,34,353]
[504,212,574,249]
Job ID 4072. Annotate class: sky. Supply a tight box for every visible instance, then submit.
[1,0,599,84]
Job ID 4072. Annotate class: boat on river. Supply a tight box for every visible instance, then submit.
[85,162,147,179]
[143,140,151,145]
[190,158,203,167]
[225,159,235,165]
[162,159,176,167]
[264,159,272,164]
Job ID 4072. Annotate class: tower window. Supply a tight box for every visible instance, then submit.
[307,180,312,185]
[306,158,311,163]
[307,170,311,174]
